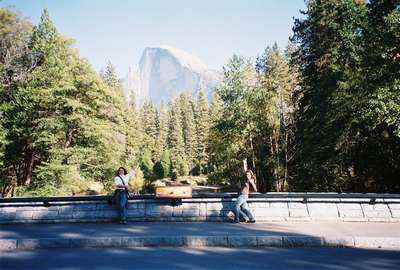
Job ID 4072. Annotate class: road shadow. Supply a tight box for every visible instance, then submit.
[1,246,400,270]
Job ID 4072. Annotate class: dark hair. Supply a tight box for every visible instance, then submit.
[245,169,256,182]
[116,167,127,176]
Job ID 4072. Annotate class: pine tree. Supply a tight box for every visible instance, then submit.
[194,90,210,173]
[208,55,257,186]
[124,92,140,166]
[2,8,71,188]
[290,0,368,191]
[1,9,128,196]
[179,93,196,170]
[254,43,299,191]
[154,101,168,160]
[100,60,120,89]
[139,100,158,160]
[167,99,185,171]
[153,149,171,179]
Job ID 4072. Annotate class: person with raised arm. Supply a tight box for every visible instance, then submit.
[233,169,257,223]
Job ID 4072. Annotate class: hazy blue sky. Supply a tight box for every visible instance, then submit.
[1,0,306,77]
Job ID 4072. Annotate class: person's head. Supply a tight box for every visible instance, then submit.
[245,169,256,181]
[116,167,127,176]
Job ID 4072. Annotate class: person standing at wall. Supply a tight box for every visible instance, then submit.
[233,169,257,223]
[114,167,135,224]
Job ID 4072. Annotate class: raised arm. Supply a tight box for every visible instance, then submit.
[128,165,139,178]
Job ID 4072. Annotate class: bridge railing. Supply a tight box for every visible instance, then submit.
[1,192,400,207]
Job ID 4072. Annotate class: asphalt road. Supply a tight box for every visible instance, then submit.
[1,247,400,270]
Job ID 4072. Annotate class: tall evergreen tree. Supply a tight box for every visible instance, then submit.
[179,93,196,170]
[100,60,120,89]
[139,100,158,160]
[154,101,168,160]
[1,9,128,195]
[167,99,185,171]
[195,90,210,173]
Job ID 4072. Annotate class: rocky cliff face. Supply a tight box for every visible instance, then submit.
[122,46,222,105]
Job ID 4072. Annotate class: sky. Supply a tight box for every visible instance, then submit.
[1,0,306,77]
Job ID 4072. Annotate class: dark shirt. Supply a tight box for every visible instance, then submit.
[240,178,257,195]
[240,181,250,195]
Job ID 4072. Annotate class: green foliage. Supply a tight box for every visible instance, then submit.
[290,0,400,192]
[140,149,154,178]
[0,8,128,196]
[100,60,120,89]
[2,2,398,196]
[167,99,185,162]
[129,168,145,194]
[159,149,172,178]
[171,155,189,177]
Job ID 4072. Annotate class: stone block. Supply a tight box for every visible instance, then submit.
[32,211,59,220]
[361,203,390,211]
[183,236,228,247]
[127,203,145,210]
[207,210,222,217]
[289,208,309,218]
[72,211,99,219]
[288,202,307,209]
[179,203,200,209]
[127,209,145,218]
[15,210,33,220]
[269,202,288,208]
[0,207,18,213]
[354,237,400,249]
[101,210,119,218]
[58,206,75,214]
[228,236,257,247]
[323,237,354,247]
[141,236,184,246]
[173,207,183,217]
[256,236,282,247]
[96,204,115,211]
[0,239,17,251]
[388,203,400,209]
[206,202,224,211]
[337,203,362,210]
[146,205,173,217]
[70,237,122,248]
[73,203,97,211]
[282,236,323,247]
[389,209,400,218]
[249,202,269,208]
[0,210,16,221]
[339,209,364,218]
[121,237,144,247]
[199,204,207,217]
[182,208,200,217]
[307,203,338,218]
[362,204,391,218]
[17,238,70,250]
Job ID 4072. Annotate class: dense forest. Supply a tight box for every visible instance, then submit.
[0,0,399,197]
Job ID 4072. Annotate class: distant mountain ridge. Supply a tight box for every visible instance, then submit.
[122,46,222,105]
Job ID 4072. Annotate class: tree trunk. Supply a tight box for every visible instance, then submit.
[23,152,35,186]
[64,128,76,149]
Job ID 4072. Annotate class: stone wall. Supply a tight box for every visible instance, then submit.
[1,195,400,224]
